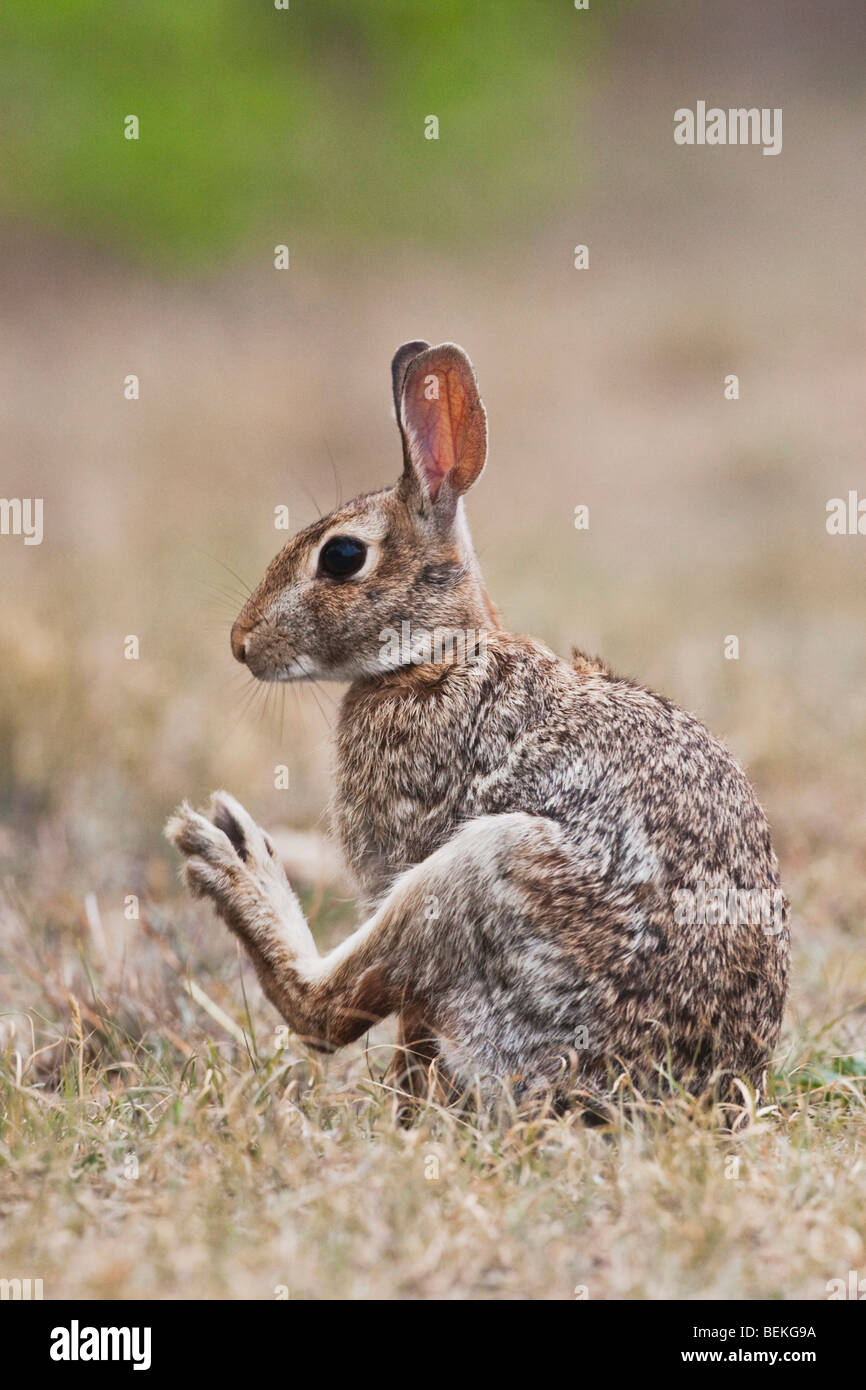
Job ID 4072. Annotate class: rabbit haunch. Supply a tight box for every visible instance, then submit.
[167,340,789,1110]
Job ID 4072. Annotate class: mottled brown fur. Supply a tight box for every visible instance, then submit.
[167,341,789,1114]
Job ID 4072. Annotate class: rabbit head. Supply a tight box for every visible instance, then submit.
[231,341,499,682]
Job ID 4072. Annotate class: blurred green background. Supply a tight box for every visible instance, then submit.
[0,0,636,268]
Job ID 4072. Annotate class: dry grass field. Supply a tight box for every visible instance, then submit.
[1,10,865,1300]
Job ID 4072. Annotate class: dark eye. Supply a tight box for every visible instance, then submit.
[318,535,368,579]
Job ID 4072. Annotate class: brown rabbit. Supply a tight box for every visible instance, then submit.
[167,340,789,1112]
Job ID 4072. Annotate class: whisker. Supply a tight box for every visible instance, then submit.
[194,577,248,608]
[295,475,325,520]
[305,679,332,727]
[229,675,269,729]
[323,438,343,510]
[309,675,339,711]
[193,548,277,632]
[193,546,255,598]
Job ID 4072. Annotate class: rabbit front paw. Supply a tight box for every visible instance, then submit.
[165,791,293,932]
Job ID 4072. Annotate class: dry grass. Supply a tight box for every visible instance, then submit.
[0,934,864,1300]
[2,33,865,1299]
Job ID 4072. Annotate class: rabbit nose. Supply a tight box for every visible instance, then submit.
[230,621,251,664]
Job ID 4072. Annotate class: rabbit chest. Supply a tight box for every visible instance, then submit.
[333,640,573,903]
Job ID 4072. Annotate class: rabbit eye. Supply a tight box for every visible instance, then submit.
[318,535,368,579]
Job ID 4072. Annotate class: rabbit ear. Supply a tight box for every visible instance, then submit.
[397,343,488,506]
[391,340,431,423]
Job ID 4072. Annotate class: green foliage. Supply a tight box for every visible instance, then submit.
[0,0,619,269]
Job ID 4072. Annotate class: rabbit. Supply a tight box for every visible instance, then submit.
[166,339,790,1113]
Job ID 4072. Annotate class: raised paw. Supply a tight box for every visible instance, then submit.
[207,789,280,867]
[165,791,294,935]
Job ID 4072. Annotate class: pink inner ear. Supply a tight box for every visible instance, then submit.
[402,363,468,500]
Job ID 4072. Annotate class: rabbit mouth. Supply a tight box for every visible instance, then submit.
[246,645,364,684]
[245,650,317,682]
[232,613,311,682]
